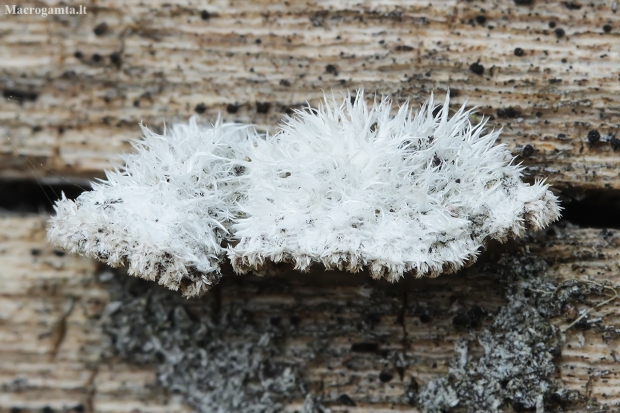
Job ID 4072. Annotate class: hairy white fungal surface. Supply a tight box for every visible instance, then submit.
[48,118,255,296]
[229,91,561,281]
[48,90,561,296]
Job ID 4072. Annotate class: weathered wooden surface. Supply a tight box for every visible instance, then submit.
[1,0,620,189]
[0,215,192,412]
[1,214,620,412]
[2,0,620,412]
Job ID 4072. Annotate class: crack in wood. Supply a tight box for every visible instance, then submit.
[49,296,75,361]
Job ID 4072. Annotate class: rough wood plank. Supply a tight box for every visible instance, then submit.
[0,215,192,413]
[2,0,620,411]
[2,0,620,189]
[2,214,620,412]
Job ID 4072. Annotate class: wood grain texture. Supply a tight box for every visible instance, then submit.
[1,0,620,189]
[1,214,620,412]
[0,215,193,412]
[2,0,620,412]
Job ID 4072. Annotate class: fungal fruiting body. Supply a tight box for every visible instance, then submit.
[47,90,561,296]
[230,91,560,279]
[48,118,256,296]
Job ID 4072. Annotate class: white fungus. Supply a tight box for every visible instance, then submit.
[48,89,561,296]
[229,90,561,281]
[48,117,256,296]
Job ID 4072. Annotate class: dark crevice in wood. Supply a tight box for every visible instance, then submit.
[559,189,620,229]
[0,179,88,213]
[3,180,620,235]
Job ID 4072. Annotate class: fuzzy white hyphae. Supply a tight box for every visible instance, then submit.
[48,118,256,296]
[229,91,560,279]
[48,90,561,296]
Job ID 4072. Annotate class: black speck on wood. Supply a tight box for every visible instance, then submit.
[563,2,582,10]
[194,103,206,114]
[587,130,601,145]
[469,62,484,75]
[3,89,38,103]
[110,52,122,68]
[93,22,108,36]
[395,45,414,51]
[256,102,270,114]
[379,371,394,382]
[549,345,562,358]
[337,394,356,406]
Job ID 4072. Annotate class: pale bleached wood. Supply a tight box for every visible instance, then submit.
[2,1,620,412]
[1,0,620,189]
[1,214,620,412]
[0,215,192,413]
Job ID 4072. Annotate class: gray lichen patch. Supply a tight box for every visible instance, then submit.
[99,230,611,413]
[419,256,559,413]
[102,274,307,413]
[417,239,612,413]
[100,267,425,412]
